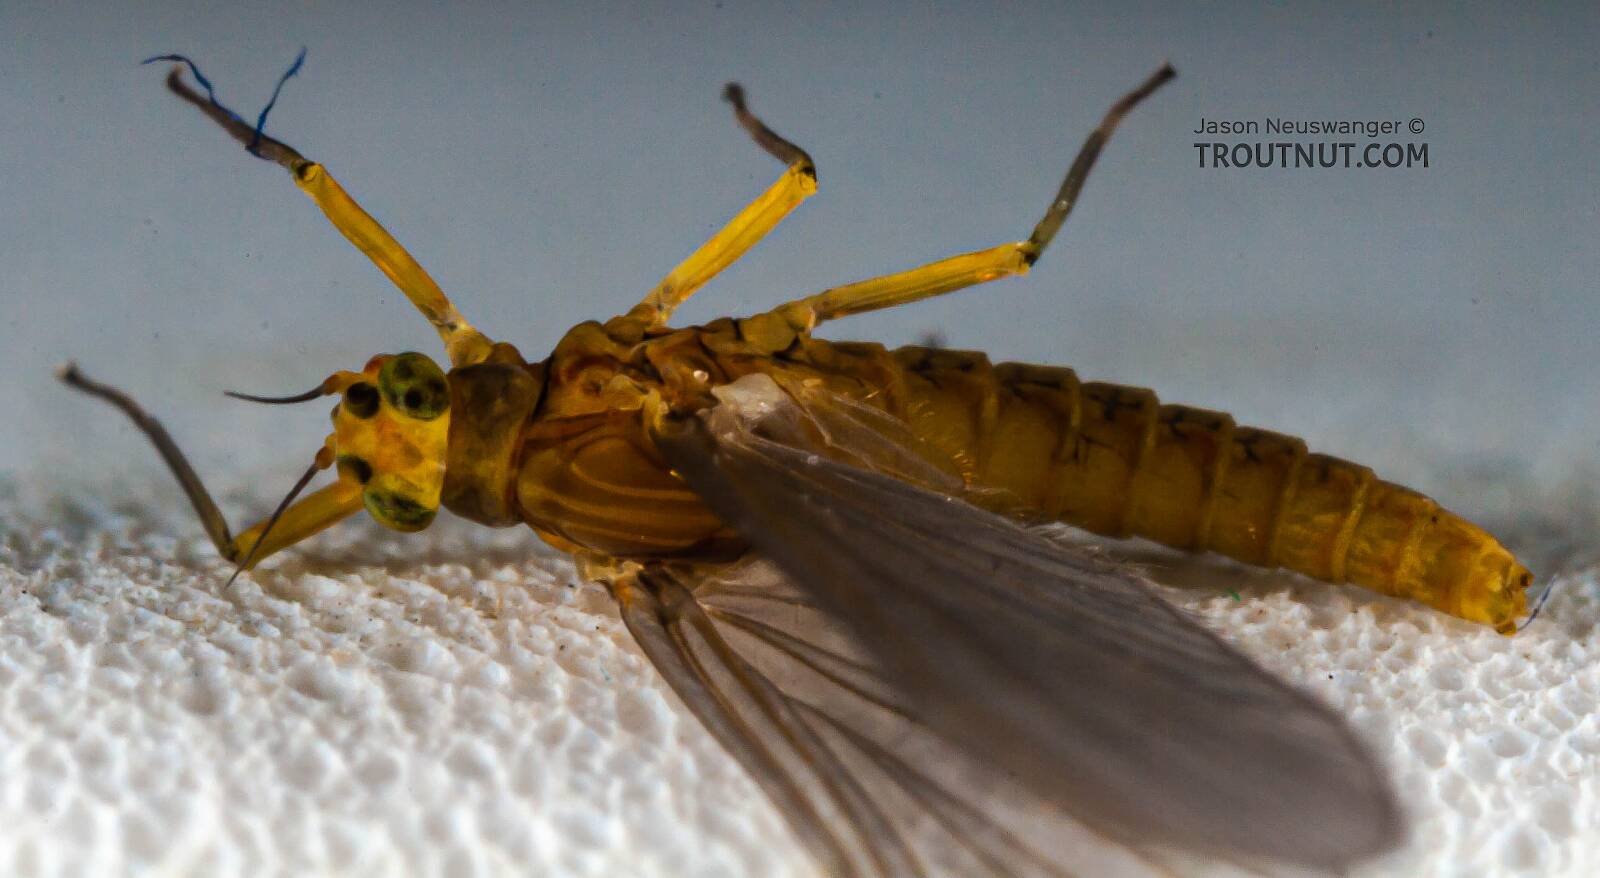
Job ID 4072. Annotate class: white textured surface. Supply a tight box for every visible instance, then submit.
[1,473,1597,877]
[0,485,805,878]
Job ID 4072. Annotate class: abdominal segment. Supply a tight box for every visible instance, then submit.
[832,343,1531,632]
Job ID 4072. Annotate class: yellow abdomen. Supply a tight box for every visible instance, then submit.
[824,343,1531,632]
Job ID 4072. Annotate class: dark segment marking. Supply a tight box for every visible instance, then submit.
[1236,431,1265,463]
[1162,407,1190,438]
[1095,387,1145,422]
[1315,456,1334,483]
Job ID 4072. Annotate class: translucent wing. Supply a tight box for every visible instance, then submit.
[637,377,1403,874]
[613,561,1163,878]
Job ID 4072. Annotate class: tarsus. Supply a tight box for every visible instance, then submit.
[142,48,307,157]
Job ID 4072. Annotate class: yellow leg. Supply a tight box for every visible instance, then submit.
[628,84,818,327]
[752,65,1175,340]
[161,64,493,367]
[230,479,364,567]
[59,365,364,571]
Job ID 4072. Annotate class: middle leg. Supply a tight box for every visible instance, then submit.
[627,84,818,327]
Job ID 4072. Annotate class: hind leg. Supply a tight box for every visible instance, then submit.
[626,84,818,328]
[747,65,1174,343]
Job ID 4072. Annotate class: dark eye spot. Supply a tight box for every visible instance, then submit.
[337,454,373,484]
[404,389,423,409]
[344,382,379,418]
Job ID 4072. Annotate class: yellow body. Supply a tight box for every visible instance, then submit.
[95,62,1529,640]
[451,313,1530,633]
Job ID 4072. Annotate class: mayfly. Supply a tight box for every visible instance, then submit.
[63,55,1535,876]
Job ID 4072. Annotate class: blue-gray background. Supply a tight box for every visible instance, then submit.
[4,2,1597,524]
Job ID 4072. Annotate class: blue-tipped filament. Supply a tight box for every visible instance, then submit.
[142,48,306,157]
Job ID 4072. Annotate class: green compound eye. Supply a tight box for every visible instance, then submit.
[378,352,449,420]
[363,487,436,531]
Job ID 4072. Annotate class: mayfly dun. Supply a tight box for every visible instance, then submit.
[62,54,1537,876]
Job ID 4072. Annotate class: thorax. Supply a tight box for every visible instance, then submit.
[444,315,968,559]
[502,318,756,558]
